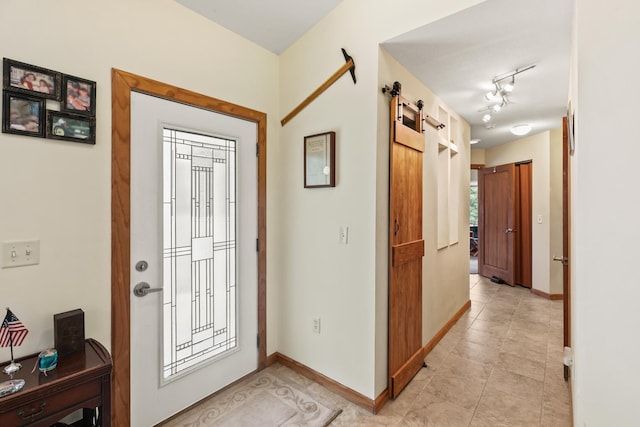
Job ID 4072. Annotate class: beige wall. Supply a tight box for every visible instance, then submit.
[470,148,486,165]
[278,0,484,397]
[0,0,485,403]
[484,130,563,295]
[0,0,279,358]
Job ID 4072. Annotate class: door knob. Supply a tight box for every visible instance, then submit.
[505,228,514,233]
[133,282,163,297]
[553,256,568,266]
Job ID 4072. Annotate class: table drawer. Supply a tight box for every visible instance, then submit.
[0,379,100,426]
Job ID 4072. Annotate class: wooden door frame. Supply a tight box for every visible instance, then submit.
[562,117,571,379]
[478,162,532,286]
[111,69,267,426]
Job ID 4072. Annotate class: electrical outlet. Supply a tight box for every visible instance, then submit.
[312,317,321,334]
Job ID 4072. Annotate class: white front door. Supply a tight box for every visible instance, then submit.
[130,92,257,426]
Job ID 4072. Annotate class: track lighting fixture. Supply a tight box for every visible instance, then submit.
[478,65,535,125]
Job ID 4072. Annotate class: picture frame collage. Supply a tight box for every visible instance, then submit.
[2,58,96,144]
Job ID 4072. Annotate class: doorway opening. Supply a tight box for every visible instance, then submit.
[469,166,482,274]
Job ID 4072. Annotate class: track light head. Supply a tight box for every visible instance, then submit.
[502,78,514,93]
[485,90,498,101]
[482,113,492,123]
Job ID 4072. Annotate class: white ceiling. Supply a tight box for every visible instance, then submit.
[383,0,573,148]
[175,0,344,54]
[175,0,573,149]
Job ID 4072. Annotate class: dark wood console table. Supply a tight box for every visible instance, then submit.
[0,339,111,426]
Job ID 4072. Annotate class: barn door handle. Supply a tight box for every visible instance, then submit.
[394,219,400,236]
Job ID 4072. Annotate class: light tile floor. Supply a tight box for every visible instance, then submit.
[325,274,572,426]
[168,275,572,426]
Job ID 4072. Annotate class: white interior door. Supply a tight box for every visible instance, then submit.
[130,92,257,426]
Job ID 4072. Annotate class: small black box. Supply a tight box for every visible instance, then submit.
[54,309,85,356]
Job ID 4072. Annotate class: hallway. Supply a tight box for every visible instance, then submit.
[333,274,572,425]
[163,275,571,426]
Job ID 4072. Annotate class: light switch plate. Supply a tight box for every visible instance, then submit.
[339,226,349,244]
[1,240,40,268]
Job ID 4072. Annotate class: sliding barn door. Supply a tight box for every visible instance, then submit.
[388,94,425,399]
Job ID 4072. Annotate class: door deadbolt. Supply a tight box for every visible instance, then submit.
[135,260,149,272]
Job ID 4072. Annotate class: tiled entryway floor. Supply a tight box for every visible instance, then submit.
[324,274,572,426]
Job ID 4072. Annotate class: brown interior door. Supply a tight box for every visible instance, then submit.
[478,164,516,285]
[388,94,424,399]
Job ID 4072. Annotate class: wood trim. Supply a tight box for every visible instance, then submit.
[562,116,571,380]
[515,162,533,288]
[392,239,424,266]
[266,299,472,415]
[390,348,424,398]
[531,288,564,300]
[470,164,484,170]
[374,389,390,415]
[111,69,267,426]
[393,122,424,152]
[423,300,471,356]
[269,352,379,413]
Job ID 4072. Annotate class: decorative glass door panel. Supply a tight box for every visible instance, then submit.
[162,128,237,382]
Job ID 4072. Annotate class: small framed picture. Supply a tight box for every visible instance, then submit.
[3,58,61,100]
[62,75,96,116]
[46,111,95,144]
[304,131,336,188]
[2,90,45,137]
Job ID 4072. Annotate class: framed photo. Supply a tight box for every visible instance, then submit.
[2,90,45,137]
[3,58,61,100]
[46,111,95,144]
[62,74,96,116]
[304,131,335,188]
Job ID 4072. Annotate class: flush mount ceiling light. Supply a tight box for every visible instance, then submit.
[470,139,481,145]
[511,124,532,136]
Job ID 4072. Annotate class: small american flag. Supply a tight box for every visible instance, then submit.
[0,309,28,347]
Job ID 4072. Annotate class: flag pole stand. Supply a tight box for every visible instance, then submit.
[3,361,21,375]
[3,332,21,374]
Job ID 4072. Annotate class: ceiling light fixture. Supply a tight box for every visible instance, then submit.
[470,139,481,145]
[511,124,532,136]
[479,65,535,123]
